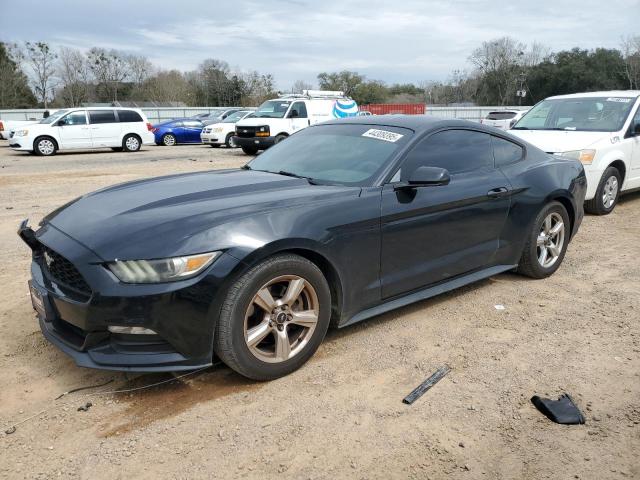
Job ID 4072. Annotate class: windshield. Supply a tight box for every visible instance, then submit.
[39,110,69,124]
[513,97,636,132]
[251,100,292,118]
[247,124,412,186]
[222,111,250,123]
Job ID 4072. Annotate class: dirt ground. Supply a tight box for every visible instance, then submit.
[0,140,638,480]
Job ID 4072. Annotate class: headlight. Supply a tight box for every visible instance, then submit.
[15,129,29,137]
[559,149,596,164]
[256,126,270,137]
[107,251,221,283]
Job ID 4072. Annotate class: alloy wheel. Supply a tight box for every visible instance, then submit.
[244,275,319,363]
[38,139,55,155]
[163,134,176,146]
[536,212,565,268]
[602,175,618,209]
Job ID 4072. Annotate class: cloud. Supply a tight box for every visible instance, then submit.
[1,0,637,88]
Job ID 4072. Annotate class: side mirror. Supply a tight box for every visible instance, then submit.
[56,120,66,127]
[394,166,451,190]
[289,109,299,118]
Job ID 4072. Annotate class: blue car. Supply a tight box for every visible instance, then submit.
[152,118,204,146]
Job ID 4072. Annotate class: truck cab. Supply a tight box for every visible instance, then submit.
[233,90,358,155]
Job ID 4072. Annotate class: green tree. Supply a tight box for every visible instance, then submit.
[0,42,36,108]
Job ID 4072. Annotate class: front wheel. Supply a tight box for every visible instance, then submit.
[585,166,621,215]
[34,137,57,156]
[225,133,236,148]
[517,201,570,279]
[241,146,258,155]
[214,254,331,380]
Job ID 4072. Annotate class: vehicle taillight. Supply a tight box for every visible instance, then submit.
[151,127,158,133]
[0,121,4,131]
[146,122,153,131]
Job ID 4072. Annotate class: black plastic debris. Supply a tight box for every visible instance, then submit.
[403,365,451,405]
[77,402,93,412]
[531,394,585,424]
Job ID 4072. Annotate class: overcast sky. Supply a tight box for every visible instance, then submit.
[1,0,638,88]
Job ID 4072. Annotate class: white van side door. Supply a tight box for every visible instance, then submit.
[57,111,92,149]
[287,101,310,133]
[88,110,122,147]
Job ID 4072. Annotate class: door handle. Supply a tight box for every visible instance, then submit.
[487,187,510,198]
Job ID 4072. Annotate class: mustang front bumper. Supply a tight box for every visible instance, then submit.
[19,220,240,372]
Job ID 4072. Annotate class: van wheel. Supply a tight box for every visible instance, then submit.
[162,134,176,146]
[242,146,258,155]
[274,134,287,144]
[123,134,141,152]
[225,133,236,148]
[34,137,57,156]
[214,254,331,380]
[585,166,621,215]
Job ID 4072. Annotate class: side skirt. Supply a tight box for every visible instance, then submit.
[339,264,517,328]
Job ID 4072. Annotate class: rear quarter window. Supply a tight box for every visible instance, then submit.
[117,110,143,122]
[492,136,524,167]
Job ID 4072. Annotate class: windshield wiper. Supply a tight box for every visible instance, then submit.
[277,170,318,185]
[511,126,529,130]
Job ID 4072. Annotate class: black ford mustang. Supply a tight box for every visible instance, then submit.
[19,116,586,380]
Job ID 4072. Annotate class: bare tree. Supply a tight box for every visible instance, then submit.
[127,54,153,86]
[291,79,313,93]
[87,48,130,102]
[143,70,191,104]
[24,41,57,108]
[621,36,640,89]
[57,47,92,106]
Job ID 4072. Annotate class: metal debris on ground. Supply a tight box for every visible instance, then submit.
[77,402,93,412]
[403,365,451,405]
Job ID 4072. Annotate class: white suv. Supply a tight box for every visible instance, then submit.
[9,107,155,156]
[510,91,640,214]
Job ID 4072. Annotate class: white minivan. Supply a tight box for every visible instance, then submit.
[9,107,155,156]
[510,91,640,214]
[233,90,358,155]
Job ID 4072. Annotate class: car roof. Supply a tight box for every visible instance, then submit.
[546,90,640,100]
[321,115,500,134]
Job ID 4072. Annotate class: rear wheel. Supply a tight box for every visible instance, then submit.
[123,134,141,152]
[162,133,176,146]
[517,201,570,279]
[585,166,621,215]
[242,146,258,155]
[34,137,57,156]
[214,254,331,380]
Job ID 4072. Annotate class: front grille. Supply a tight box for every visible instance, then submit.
[236,126,257,138]
[42,247,92,298]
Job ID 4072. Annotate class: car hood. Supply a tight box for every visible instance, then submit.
[509,129,613,153]
[44,169,358,261]
[236,117,287,127]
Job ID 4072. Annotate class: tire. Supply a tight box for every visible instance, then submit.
[241,146,258,155]
[517,201,570,279]
[111,147,123,152]
[162,133,176,146]
[274,134,287,144]
[123,134,141,152]
[584,166,621,215]
[214,254,331,380]
[225,133,236,148]
[34,137,57,156]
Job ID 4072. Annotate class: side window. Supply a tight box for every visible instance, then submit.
[183,120,203,128]
[61,111,87,125]
[117,110,143,122]
[492,136,524,167]
[89,110,116,124]
[400,129,493,180]
[290,102,307,118]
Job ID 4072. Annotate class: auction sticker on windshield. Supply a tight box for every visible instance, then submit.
[362,129,404,142]
[606,97,631,103]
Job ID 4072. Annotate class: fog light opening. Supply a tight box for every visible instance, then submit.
[108,326,158,335]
